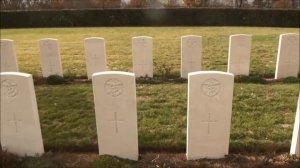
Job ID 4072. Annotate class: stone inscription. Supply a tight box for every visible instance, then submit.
[104,79,123,97]
[201,79,221,97]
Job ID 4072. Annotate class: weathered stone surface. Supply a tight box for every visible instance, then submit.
[275,33,300,79]
[84,37,107,79]
[39,38,63,77]
[132,36,153,77]
[0,39,19,72]
[227,34,252,76]
[92,71,138,160]
[0,72,44,156]
[290,94,300,157]
[187,71,234,160]
[181,35,202,78]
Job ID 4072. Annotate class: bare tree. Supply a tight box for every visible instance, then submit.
[183,0,209,7]
[235,0,249,7]
[253,0,272,8]
[272,0,293,8]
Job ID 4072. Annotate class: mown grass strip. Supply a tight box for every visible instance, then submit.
[35,83,299,152]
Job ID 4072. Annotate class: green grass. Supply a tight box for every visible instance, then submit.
[33,83,300,153]
[0,27,299,78]
[1,27,299,167]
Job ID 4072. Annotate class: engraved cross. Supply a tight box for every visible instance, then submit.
[110,112,124,133]
[8,112,23,133]
[202,113,216,135]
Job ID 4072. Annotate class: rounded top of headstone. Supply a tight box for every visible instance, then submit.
[181,35,202,39]
[39,38,58,42]
[0,72,31,78]
[84,37,104,41]
[132,36,152,40]
[0,39,14,42]
[92,71,134,78]
[230,34,251,38]
[280,33,299,36]
[188,71,233,77]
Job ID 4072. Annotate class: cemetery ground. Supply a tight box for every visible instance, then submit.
[1,27,300,167]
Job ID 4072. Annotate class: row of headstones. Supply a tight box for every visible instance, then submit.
[1,33,299,79]
[1,71,299,160]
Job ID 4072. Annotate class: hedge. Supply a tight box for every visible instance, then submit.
[1,8,299,28]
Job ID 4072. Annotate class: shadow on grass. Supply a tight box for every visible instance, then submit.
[44,144,98,153]
[234,75,268,84]
[34,74,299,86]
[42,140,291,155]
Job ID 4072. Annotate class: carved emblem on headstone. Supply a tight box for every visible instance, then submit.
[201,78,221,97]
[104,79,123,97]
[1,79,18,98]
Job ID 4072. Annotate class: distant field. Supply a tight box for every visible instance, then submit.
[1,27,299,78]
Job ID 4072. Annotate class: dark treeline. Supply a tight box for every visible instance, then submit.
[1,0,299,10]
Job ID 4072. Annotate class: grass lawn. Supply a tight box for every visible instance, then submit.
[0,27,300,167]
[1,27,299,78]
[34,82,299,152]
[1,82,299,167]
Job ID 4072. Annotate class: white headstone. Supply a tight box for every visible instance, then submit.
[0,72,44,156]
[187,71,234,160]
[132,36,153,77]
[275,33,300,79]
[181,35,202,78]
[290,94,300,157]
[92,71,138,160]
[84,37,107,79]
[0,39,19,72]
[227,34,252,76]
[39,38,63,77]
